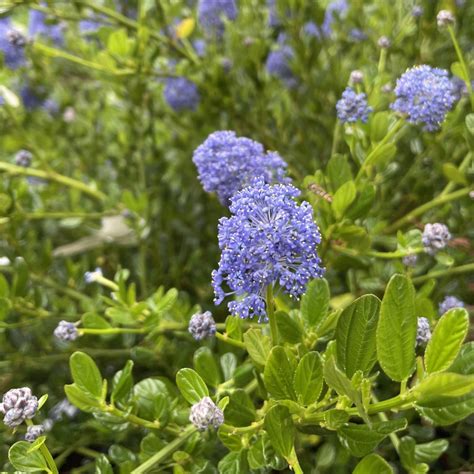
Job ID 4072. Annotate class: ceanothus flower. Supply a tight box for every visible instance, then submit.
[438,296,465,315]
[54,320,79,341]
[267,0,280,28]
[303,21,321,39]
[189,397,224,430]
[188,311,217,340]
[0,18,27,70]
[321,0,348,37]
[163,77,200,111]
[437,10,455,28]
[25,424,44,442]
[212,180,324,321]
[422,223,451,255]
[349,70,364,84]
[336,87,372,123]
[49,399,77,421]
[266,45,296,87]
[28,8,64,45]
[412,6,423,18]
[416,317,431,346]
[0,387,38,427]
[402,254,418,267]
[15,150,33,167]
[192,131,289,205]
[349,28,367,42]
[84,267,103,284]
[377,36,391,48]
[197,0,237,36]
[390,65,457,131]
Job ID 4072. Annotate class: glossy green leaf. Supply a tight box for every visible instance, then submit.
[293,352,323,405]
[300,278,330,330]
[264,405,295,458]
[323,409,350,430]
[224,389,256,427]
[332,180,356,218]
[220,352,237,381]
[415,439,449,463]
[112,360,134,405]
[243,328,271,366]
[466,114,474,135]
[263,346,297,400]
[338,418,407,457]
[133,378,169,420]
[365,143,397,167]
[218,451,248,474]
[69,351,103,399]
[64,384,102,412]
[399,436,416,470]
[176,368,208,404]
[275,311,303,344]
[194,347,221,387]
[353,453,393,474]
[218,424,244,451]
[8,441,49,472]
[336,294,380,378]
[425,308,468,374]
[326,154,352,191]
[442,163,467,185]
[377,274,416,381]
[413,372,474,407]
[95,454,114,474]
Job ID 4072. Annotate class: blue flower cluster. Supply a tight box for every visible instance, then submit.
[0,19,27,70]
[212,180,324,320]
[28,8,64,45]
[192,131,289,205]
[266,45,296,87]
[321,0,348,37]
[416,317,431,346]
[391,65,457,131]
[422,222,451,255]
[197,0,237,36]
[164,77,200,111]
[336,87,372,123]
[438,296,465,315]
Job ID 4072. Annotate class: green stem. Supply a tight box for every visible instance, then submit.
[0,162,106,202]
[94,276,119,291]
[447,25,474,110]
[266,285,278,346]
[384,186,472,233]
[25,420,58,474]
[215,331,246,349]
[332,245,424,260]
[440,152,472,196]
[131,425,197,474]
[372,393,400,452]
[377,47,387,75]
[79,327,145,336]
[356,118,405,181]
[411,263,474,284]
[330,120,341,157]
[287,447,304,474]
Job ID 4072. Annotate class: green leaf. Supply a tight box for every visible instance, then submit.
[336,294,380,378]
[323,409,350,430]
[107,28,131,56]
[449,341,474,374]
[466,114,474,135]
[176,368,209,404]
[338,419,407,457]
[194,347,221,387]
[413,372,474,407]
[332,180,356,218]
[399,436,416,470]
[353,453,393,474]
[0,273,9,298]
[451,61,468,81]
[69,351,103,399]
[365,143,397,167]
[133,378,169,421]
[300,278,330,330]
[8,441,49,472]
[225,316,243,341]
[275,311,303,344]
[377,274,416,382]
[224,389,256,427]
[111,360,134,406]
[243,329,271,366]
[220,353,237,381]
[26,436,46,454]
[425,308,468,374]
[82,312,111,329]
[218,451,248,474]
[218,424,244,451]
[263,346,297,400]
[264,405,295,458]
[326,154,352,191]
[293,352,323,405]
[370,112,390,142]
[442,163,467,185]
[12,257,28,297]
[346,183,376,220]
[415,439,449,463]
[64,384,102,412]
[95,454,114,474]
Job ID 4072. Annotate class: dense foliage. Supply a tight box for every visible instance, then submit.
[0,0,473,472]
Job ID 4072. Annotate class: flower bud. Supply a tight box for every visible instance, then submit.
[422,223,451,255]
[25,424,44,442]
[416,317,431,346]
[377,36,391,49]
[14,150,33,168]
[54,320,79,341]
[0,387,38,427]
[188,311,216,341]
[349,70,364,84]
[438,296,465,315]
[189,397,224,431]
[437,10,455,28]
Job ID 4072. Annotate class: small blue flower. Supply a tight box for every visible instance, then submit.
[25,425,44,442]
[0,388,38,428]
[321,0,348,37]
[189,397,224,430]
[164,77,200,111]
[303,21,321,39]
[20,85,45,110]
[391,65,457,131]
[349,28,367,42]
[267,0,280,28]
[212,180,324,321]
[193,39,206,57]
[0,19,27,70]
[438,296,465,315]
[412,6,423,18]
[416,317,431,346]
[28,8,64,45]
[336,87,372,123]
[266,45,296,87]
[79,17,102,34]
[188,311,216,340]
[192,131,289,205]
[422,223,451,255]
[54,320,79,341]
[84,267,103,284]
[197,0,237,36]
